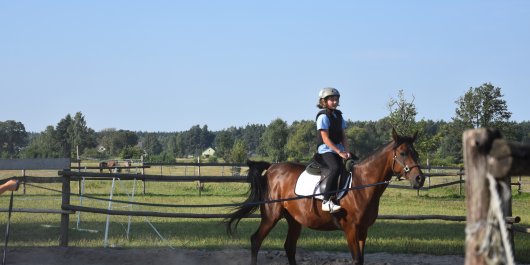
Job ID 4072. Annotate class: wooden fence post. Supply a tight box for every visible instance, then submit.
[463,129,491,265]
[197,157,203,196]
[60,169,71,247]
[462,128,530,265]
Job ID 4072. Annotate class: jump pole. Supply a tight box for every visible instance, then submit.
[103,177,116,248]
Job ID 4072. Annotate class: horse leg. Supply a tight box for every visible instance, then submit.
[284,213,302,265]
[357,227,368,260]
[250,213,281,265]
[342,225,363,265]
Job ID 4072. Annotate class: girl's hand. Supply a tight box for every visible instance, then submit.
[339,151,350,159]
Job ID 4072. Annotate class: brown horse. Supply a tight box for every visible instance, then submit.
[226,129,425,265]
[122,160,131,173]
[99,160,120,173]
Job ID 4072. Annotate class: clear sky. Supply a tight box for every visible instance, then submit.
[1,1,529,133]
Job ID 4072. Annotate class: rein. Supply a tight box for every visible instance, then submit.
[24,179,391,209]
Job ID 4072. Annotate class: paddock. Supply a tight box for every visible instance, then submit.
[1,138,530,264]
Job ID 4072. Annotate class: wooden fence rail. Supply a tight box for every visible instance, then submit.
[58,171,248,182]
[70,166,151,170]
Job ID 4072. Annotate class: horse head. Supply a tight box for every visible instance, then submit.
[390,128,425,189]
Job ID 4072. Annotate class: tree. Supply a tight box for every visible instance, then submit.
[142,133,162,156]
[443,83,512,164]
[20,112,96,158]
[22,126,61,158]
[514,121,530,143]
[214,130,235,162]
[0,120,28,158]
[97,129,116,156]
[414,120,444,165]
[120,146,144,159]
[70,112,96,156]
[230,139,248,163]
[454,83,511,129]
[260,119,289,162]
[47,112,96,158]
[286,120,315,161]
[435,122,464,165]
[156,132,178,158]
[180,125,214,157]
[199,125,215,151]
[54,114,73,157]
[241,124,266,155]
[345,125,373,158]
[387,89,418,136]
[97,129,138,156]
[347,120,392,159]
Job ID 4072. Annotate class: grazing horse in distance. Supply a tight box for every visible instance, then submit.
[99,160,120,173]
[226,129,425,265]
[123,160,131,173]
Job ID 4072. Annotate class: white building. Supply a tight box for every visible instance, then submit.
[201,147,216,158]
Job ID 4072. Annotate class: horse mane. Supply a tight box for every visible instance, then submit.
[359,141,393,163]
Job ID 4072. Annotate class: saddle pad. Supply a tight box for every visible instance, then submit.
[294,170,352,200]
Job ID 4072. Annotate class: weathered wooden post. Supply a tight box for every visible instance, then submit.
[464,129,492,265]
[464,128,530,265]
[60,169,71,247]
[197,157,203,196]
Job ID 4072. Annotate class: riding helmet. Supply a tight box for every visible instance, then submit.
[319,87,340,99]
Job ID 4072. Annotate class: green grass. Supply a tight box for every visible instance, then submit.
[1,167,529,263]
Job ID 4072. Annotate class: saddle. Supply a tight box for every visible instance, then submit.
[294,154,356,200]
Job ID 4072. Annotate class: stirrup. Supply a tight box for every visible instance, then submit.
[322,200,341,213]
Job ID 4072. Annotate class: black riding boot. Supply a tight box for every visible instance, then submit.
[320,170,341,212]
[318,152,342,212]
[320,172,339,200]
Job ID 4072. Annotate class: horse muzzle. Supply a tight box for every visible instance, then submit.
[411,173,425,189]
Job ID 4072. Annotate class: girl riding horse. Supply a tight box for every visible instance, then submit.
[226,129,425,265]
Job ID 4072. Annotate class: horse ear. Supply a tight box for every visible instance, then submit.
[412,131,418,141]
[392,128,399,141]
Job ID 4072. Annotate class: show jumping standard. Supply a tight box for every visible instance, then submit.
[226,129,425,265]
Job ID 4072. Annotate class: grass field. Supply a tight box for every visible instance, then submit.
[1,164,529,263]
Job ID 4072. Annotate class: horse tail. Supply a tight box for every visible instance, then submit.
[225,160,271,236]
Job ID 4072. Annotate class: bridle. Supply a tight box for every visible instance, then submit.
[392,149,421,181]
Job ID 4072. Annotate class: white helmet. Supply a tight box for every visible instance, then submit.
[319,87,340,99]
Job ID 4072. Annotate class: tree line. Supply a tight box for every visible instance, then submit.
[1,83,528,165]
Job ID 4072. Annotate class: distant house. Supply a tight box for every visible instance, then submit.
[201,147,216,158]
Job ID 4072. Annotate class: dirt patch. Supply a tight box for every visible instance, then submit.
[4,247,467,265]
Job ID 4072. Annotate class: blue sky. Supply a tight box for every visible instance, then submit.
[1,1,529,132]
